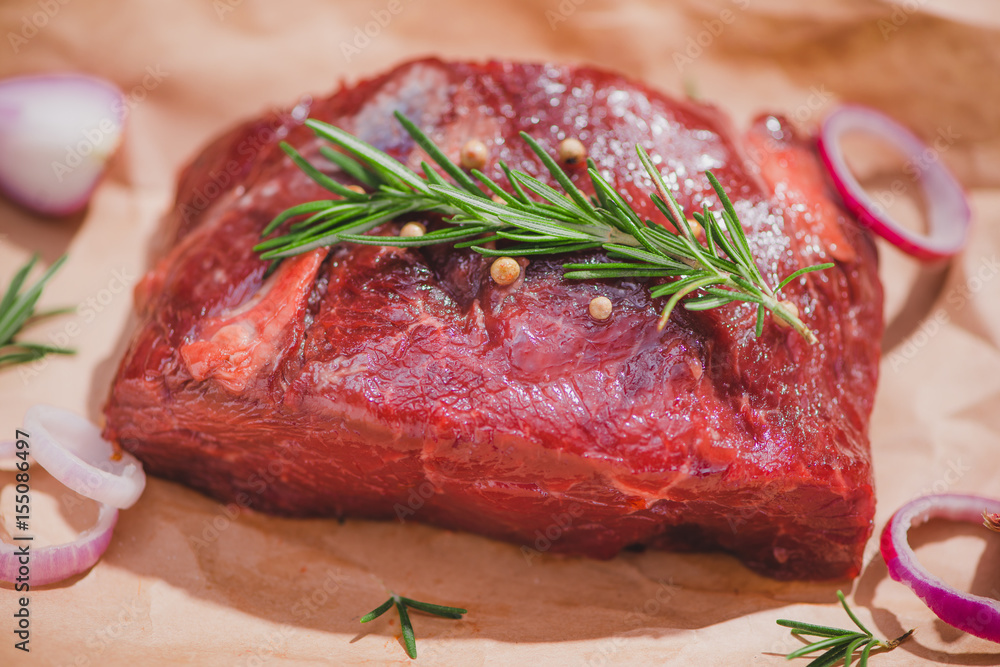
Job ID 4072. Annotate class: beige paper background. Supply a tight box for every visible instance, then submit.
[1,0,999,664]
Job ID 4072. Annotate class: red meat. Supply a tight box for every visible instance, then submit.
[104,58,882,580]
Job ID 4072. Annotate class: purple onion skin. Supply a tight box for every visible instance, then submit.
[881,494,1000,643]
[0,504,118,586]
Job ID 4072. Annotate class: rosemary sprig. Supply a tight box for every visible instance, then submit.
[0,254,74,369]
[360,592,467,659]
[256,113,833,342]
[777,591,913,666]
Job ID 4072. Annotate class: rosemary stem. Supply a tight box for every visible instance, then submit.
[882,628,915,650]
[764,295,817,344]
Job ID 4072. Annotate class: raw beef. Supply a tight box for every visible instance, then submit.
[103,58,883,580]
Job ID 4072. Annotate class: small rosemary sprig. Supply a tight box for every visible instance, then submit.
[360,592,467,659]
[777,591,913,666]
[0,254,74,369]
[256,112,833,342]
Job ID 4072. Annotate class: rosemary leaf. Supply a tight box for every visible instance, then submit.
[564,268,679,280]
[478,242,602,258]
[687,295,738,312]
[0,254,75,370]
[261,200,338,238]
[842,636,870,667]
[518,131,596,215]
[786,634,859,660]
[858,639,877,667]
[498,160,531,202]
[394,596,418,659]
[778,263,836,292]
[806,643,852,667]
[837,590,874,637]
[470,168,521,205]
[394,111,485,198]
[776,619,856,639]
[280,142,368,202]
[0,349,51,367]
[319,145,380,187]
[13,341,74,355]
[359,598,394,623]
[0,256,36,317]
[399,597,468,618]
[304,119,430,194]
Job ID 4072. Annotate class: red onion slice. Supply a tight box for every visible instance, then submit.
[818,104,970,261]
[0,73,125,216]
[0,438,120,586]
[881,493,1000,643]
[24,405,145,509]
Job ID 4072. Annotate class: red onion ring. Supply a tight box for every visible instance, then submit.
[0,407,145,586]
[881,493,1000,643]
[24,404,145,509]
[0,470,118,587]
[818,104,970,261]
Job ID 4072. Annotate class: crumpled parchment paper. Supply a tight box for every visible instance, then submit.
[1,0,999,664]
